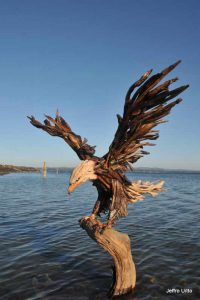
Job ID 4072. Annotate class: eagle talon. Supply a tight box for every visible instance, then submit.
[89,213,96,220]
[105,220,113,229]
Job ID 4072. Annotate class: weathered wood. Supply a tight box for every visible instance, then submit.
[28,61,188,297]
[79,216,136,297]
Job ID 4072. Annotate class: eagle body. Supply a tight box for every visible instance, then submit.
[28,61,188,227]
[63,157,164,226]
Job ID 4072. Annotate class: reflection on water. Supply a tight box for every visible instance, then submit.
[0,171,200,299]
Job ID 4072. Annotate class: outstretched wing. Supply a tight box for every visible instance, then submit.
[103,60,189,169]
[28,111,96,160]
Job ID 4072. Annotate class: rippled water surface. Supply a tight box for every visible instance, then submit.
[0,171,200,300]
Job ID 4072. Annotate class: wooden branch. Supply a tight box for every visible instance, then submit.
[79,217,136,297]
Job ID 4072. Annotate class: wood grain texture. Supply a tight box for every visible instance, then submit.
[80,217,136,297]
[28,61,188,296]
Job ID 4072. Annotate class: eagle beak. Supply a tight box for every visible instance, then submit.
[67,181,80,194]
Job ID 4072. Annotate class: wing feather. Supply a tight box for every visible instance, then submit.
[28,112,96,160]
[104,61,189,168]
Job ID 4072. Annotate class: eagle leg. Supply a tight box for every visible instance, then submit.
[106,210,118,228]
[90,199,101,219]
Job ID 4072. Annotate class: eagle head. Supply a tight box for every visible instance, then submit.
[68,160,98,194]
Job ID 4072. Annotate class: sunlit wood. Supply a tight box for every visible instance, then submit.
[28,61,188,297]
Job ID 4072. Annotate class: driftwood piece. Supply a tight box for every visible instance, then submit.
[80,217,136,297]
[28,62,188,297]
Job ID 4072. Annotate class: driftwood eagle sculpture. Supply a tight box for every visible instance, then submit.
[28,60,188,296]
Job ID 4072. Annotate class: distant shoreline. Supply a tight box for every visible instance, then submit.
[0,164,199,176]
[0,164,40,176]
[129,167,200,174]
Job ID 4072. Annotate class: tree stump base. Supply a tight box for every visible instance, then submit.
[79,216,136,298]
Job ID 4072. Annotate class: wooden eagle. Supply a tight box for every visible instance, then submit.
[28,61,188,228]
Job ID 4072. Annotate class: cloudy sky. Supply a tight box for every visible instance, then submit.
[0,0,199,170]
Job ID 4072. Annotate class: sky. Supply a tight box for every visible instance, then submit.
[0,0,199,170]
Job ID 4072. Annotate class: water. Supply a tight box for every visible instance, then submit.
[0,171,199,300]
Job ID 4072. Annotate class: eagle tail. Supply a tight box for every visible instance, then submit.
[125,180,165,202]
